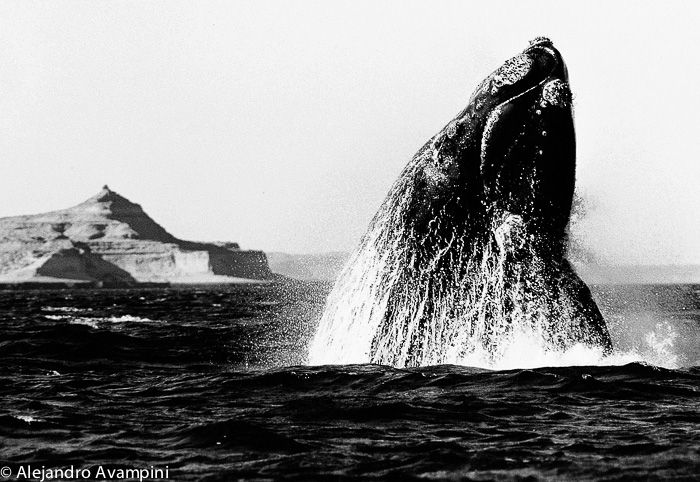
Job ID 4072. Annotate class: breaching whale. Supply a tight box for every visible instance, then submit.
[308,38,613,368]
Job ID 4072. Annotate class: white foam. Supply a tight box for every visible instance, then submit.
[311,311,682,370]
[105,315,154,323]
[14,414,43,423]
[44,314,69,321]
[69,318,99,329]
[44,314,155,328]
[42,306,92,313]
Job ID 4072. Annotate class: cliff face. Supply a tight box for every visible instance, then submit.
[0,186,272,285]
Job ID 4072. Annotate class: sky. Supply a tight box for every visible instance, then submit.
[0,1,698,263]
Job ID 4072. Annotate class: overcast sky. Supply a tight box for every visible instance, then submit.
[0,1,698,263]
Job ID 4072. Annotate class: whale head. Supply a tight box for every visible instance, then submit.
[424,38,576,246]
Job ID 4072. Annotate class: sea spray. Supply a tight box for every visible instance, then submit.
[308,205,611,368]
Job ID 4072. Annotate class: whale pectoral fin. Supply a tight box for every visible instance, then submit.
[558,260,613,354]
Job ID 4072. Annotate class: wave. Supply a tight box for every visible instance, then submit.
[44,314,156,323]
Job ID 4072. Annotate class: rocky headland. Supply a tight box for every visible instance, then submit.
[0,186,273,287]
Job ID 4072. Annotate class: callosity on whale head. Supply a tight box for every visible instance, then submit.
[308,38,612,368]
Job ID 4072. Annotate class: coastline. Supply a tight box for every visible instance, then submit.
[0,275,281,290]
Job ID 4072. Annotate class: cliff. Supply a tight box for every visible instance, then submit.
[0,186,273,286]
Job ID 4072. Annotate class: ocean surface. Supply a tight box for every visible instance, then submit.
[1,283,699,481]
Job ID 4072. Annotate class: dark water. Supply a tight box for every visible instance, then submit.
[1,283,699,481]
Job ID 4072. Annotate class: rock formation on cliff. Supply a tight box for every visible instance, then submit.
[0,186,273,286]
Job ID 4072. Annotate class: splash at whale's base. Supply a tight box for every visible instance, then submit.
[307,213,612,370]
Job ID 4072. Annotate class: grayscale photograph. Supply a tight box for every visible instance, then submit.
[0,1,698,481]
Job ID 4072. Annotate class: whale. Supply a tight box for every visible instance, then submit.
[308,38,613,368]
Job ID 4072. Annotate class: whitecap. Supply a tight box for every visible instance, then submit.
[14,414,44,423]
[105,315,155,323]
[42,306,92,313]
[69,318,100,329]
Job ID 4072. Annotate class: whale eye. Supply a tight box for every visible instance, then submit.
[540,79,572,108]
[490,54,534,95]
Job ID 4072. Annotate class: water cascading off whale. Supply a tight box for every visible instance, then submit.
[308,37,613,368]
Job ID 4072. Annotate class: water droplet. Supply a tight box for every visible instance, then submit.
[538,150,543,155]
[542,131,547,137]
[535,109,541,115]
